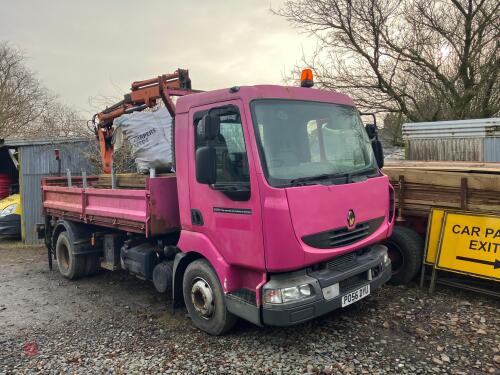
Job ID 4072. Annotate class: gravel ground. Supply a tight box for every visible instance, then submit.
[0,244,499,375]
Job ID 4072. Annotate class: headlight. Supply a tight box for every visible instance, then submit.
[383,251,391,266]
[263,283,314,304]
[0,204,17,217]
[263,289,282,304]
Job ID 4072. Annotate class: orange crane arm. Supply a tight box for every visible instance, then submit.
[92,69,198,174]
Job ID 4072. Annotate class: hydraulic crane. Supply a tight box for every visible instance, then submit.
[91,69,196,173]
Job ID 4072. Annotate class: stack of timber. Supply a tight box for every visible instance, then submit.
[382,161,500,218]
[94,173,175,189]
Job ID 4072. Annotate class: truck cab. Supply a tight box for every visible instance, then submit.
[174,84,394,330]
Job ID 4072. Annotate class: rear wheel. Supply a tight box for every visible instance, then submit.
[55,232,86,280]
[385,226,424,285]
[183,259,237,335]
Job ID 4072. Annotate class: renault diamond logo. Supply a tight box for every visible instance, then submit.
[347,209,356,227]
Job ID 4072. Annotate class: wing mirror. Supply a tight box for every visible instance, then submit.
[372,138,384,169]
[199,114,220,140]
[195,113,220,184]
[196,146,217,184]
[365,123,384,169]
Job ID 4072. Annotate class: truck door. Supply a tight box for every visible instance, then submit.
[188,101,265,271]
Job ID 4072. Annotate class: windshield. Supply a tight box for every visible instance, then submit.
[251,100,377,187]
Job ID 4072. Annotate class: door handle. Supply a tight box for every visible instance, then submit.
[191,209,204,226]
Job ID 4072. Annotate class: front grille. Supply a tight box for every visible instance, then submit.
[326,252,356,271]
[302,217,384,249]
[339,274,367,293]
[328,223,371,247]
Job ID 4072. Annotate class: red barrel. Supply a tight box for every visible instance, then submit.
[0,173,12,200]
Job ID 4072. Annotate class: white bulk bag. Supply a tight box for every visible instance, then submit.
[113,107,173,173]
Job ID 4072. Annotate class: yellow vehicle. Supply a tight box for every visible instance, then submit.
[0,194,21,239]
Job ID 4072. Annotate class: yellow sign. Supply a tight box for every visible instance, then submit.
[424,208,445,265]
[435,212,500,281]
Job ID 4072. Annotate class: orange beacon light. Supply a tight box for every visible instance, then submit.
[300,68,314,88]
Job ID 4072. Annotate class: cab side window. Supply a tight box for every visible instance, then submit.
[195,106,250,183]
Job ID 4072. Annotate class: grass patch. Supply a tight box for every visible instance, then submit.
[0,240,43,250]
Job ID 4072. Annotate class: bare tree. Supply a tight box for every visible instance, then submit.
[0,42,47,138]
[0,42,91,140]
[381,112,405,146]
[277,0,499,121]
[0,42,134,174]
[83,139,136,174]
[18,99,89,139]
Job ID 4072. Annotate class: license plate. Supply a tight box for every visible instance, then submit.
[341,284,370,307]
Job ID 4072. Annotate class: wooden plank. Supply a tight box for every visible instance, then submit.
[94,173,176,189]
[402,199,500,212]
[384,162,500,217]
[383,169,500,191]
[384,160,500,173]
[384,160,500,167]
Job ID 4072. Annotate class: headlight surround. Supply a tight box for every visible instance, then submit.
[263,283,314,304]
[0,204,17,217]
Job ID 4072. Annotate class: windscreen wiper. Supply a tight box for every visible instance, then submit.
[289,168,379,186]
[289,174,335,186]
[342,167,380,183]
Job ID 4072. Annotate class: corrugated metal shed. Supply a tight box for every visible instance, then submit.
[484,137,500,162]
[1,138,96,244]
[402,118,500,162]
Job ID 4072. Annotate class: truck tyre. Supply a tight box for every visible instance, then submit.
[85,255,100,276]
[183,259,237,335]
[385,226,424,285]
[55,232,86,280]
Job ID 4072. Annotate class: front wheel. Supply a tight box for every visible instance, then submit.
[384,226,424,285]
[183,259,237,335]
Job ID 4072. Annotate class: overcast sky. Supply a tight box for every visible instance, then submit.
[0,0,314,117]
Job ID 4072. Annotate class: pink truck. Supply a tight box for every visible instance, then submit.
[40,71,394,335]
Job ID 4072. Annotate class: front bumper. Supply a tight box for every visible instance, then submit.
[262,244,391,326]
[0,214,21,239]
